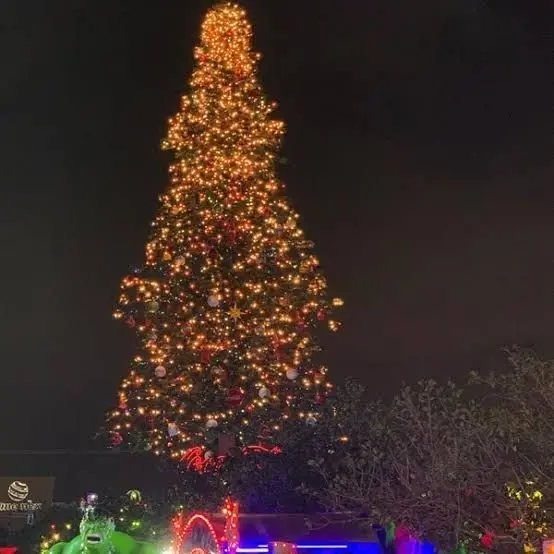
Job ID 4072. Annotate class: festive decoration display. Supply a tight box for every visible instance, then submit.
[47,495,158,554]
[181,443,280,472]
[107,2,341,460]
[171,498,390,554]
[172,498,238,554]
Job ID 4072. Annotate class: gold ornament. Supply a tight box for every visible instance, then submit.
[228,304,242,321]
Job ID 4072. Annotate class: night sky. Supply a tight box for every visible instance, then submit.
[1,0,553,449]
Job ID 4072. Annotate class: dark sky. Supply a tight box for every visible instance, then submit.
[1,0,553,449]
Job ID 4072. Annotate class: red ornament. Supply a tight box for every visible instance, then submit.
[125,316,136,328]
[200,349,211,363]
[227,387,244,407]
[314,392,324,404]
[316,309,326,321]
[118,400,127,410]
[144,319,152,329]
[110,432,123,447]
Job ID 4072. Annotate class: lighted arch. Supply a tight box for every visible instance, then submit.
[173,513,222,554]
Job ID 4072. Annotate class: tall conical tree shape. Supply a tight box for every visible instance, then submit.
[108,2,342,462]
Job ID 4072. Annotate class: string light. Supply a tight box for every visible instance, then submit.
[107,2,342,460]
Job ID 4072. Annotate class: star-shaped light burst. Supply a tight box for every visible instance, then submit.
[228,304,242,321]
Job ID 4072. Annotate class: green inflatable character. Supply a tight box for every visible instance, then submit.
[49,508,158,554]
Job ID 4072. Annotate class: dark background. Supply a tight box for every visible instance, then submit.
[1,0,553,450]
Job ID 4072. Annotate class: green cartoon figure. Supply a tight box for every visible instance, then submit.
[49,500,158,554]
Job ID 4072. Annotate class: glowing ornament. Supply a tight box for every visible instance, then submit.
[286,368,298,380]
[146,300,159,313]
[258,386,269,398]
[206,418,218,429]
[228,304,242,321]
[154,365,167,378]
[110,431,123,446]
[126,489,142,503]
[167,423,179,437]
[207,295,220,307]
[162,252,172,261]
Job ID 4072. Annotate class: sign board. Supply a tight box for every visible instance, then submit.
[0,478,54,513]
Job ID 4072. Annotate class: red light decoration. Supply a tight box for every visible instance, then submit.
[172,513,222,554]
[173,498,239,554]
[181,446,208,472]
[222,498,239,554]
[181,444,281,472]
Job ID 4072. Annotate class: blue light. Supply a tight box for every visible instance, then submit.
[237,549,269,553]
[298,547,349,550]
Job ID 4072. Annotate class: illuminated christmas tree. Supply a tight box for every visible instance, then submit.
[108,2,342,463]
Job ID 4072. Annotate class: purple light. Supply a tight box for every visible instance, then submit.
[254,546,349,550]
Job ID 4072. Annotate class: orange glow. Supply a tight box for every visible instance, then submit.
[107,2,342,460]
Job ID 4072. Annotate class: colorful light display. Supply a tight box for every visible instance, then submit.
[107,1,342,460]
[172,500,386,554]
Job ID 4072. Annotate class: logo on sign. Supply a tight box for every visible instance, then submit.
[7,481,29,502]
